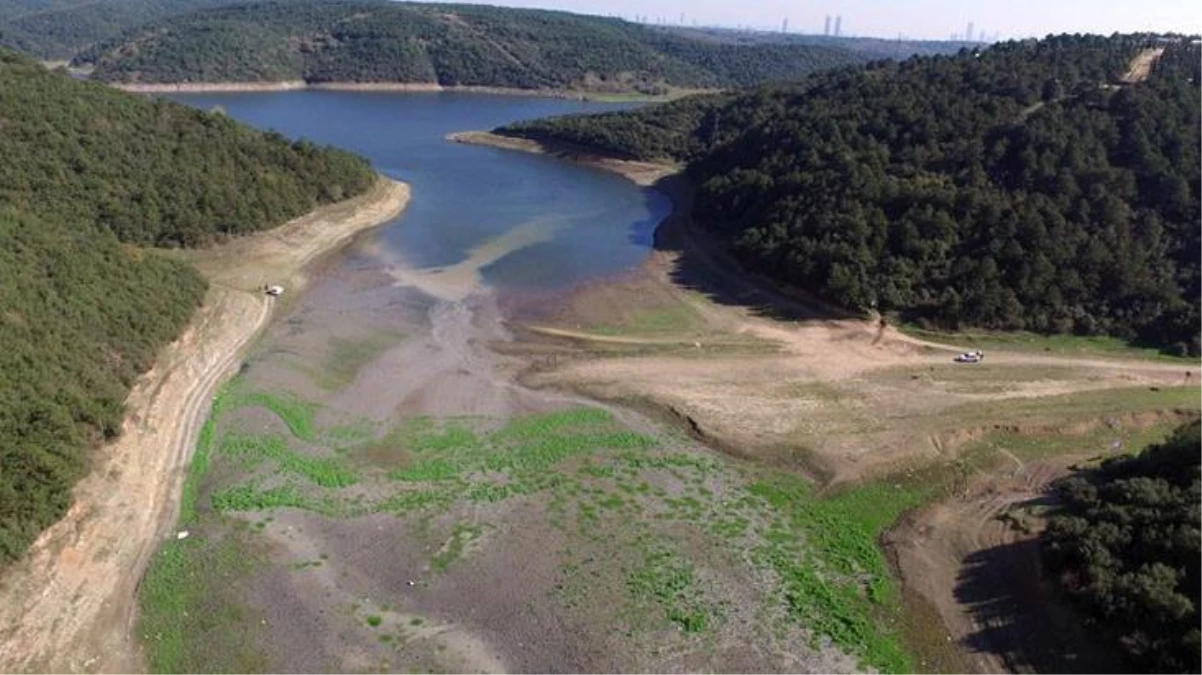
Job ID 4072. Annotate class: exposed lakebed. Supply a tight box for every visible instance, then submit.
[143,91,891,674]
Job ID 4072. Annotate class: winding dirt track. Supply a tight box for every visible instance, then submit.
[0,178,409,674]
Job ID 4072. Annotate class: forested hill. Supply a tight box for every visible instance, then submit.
[1044,419,1201,673]
[73,0,863,92]
[0,50,375,561]
[501,35,1202,354]
[660,26,975,60]
[0,0,242,60]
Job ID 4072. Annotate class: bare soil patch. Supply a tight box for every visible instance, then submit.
[518,245,1192,484]
[1119,47,1165,84]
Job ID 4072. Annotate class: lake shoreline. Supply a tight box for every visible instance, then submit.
[447,130,753,324]
[447,130,852,317]
[0,176,410,673]
[108,80,700,102]
[446,130,681,188]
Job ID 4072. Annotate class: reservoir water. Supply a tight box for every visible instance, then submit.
[172,91,670,291]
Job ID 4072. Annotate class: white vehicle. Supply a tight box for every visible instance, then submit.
[954,350,984,364]
[266,285,284,297]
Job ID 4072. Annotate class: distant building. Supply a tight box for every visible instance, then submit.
[834,15,842,37]
[824,15,831,36]
[967,21,975,42]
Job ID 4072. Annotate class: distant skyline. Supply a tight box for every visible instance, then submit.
[425,0,1201,40]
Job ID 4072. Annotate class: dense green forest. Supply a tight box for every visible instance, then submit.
[501,35,1202,353]
[0,0,242,60]
[1,49,373,246]
[0,0,969,68]
[1044,420,1201,673]
[663,26,973,60]
[0,50,374,561]
[73,0,863,92]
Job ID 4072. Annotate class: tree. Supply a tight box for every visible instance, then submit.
[1044,420,1202,673]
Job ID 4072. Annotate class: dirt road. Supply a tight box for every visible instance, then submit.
[0,178,409,674]
[881,410,1190,674]
[1120,47,1165,84]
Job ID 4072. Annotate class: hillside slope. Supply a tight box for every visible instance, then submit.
[0,0,242,59]
[661,26,975,60]
[501,35,1202,353]
[0,50,375,561]
[74,0,863,92]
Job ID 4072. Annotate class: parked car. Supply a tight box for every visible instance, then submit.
[954,350,984,363]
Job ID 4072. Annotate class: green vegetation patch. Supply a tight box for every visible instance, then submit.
[211,483,316,513]
[627,546,717,634]
[179,385,234,526]
[743,476,927,672]
[200,405,659,520]
[549,442,926,669]
[375,408,654,502]
[234,391,318,441]
[139,527,267,673]
[220,432,358,487]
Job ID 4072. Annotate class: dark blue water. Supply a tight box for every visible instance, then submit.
[171,91,670,290]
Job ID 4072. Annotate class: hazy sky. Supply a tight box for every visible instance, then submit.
[442,0,1201,40]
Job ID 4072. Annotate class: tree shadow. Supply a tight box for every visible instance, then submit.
[646,174,857,324]
[955,537,1129,674]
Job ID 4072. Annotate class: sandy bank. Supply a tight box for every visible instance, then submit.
[110,80,690,101]
[448,130,680,186]
[0,177,410,674]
